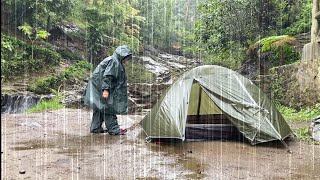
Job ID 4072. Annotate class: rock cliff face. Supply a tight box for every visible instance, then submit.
[238,33,319,109]
[257,58,320,108]
[136,52,202,84]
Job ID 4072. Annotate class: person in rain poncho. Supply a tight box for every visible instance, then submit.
[83,45,132,135]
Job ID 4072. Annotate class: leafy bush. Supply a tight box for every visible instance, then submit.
[182,46,204,59]
[27,76,62,94]
[27,94,64,113]
[62,60,92,80]
[1,34,28,61]
[201,44,247,70]
[117,33,140,53]
[1,59,44,78]
[284,0,312,35]
[294,127,311,141]
[57,49,82,61]
[1,34,62,80]
[254,35,294,53]
[2,34,60,62]
[28,60,92,94]
[277,103,320,123]
[250,35,300,65]
[30,46,61,64]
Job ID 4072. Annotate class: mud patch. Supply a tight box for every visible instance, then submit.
[12,132,122,156]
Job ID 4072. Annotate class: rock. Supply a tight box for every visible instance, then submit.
[19,170,26,174]
[139,56,170,83]
[238,52,273,80]
[257,58,320,108]
[63,90,84,108]
[127,83,169,114]
[309,116,320,141]
[18,122,42,128]
[128,97,142,114]
[143,45,159,56]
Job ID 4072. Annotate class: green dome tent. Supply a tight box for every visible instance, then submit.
[140,65,292,145]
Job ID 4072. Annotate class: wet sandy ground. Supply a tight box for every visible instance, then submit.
[1,109,319,179]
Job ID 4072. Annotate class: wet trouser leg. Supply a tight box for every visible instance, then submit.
[104,114,120,134]
[90,109,104,133]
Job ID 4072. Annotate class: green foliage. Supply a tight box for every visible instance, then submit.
[2,34,60,63]
[182,46,204,59]
[1,59,44,78]
[27,93,64,113]
[196,0,258,50]
[1,34,28,62]
[18,23,51,61]
[81,1,144,63]
[284,0,312,35]
[294,127,311,141]
[27,76,62,95]
[137,0,198,51]
[6,0,74,30]
[1,34,61,80]
[118,33,140,53]
[293,127,319,144]
[84,7,112,63]
[30,46,61,64]
[269,68,285,102]
[62,60,92,80]
[28,60,92,94]
[57,49,82,61]
[251,35,300,65]
[277,103,320,143]
[17,24,33,37]
[254,35,292,52]
[125,61,156,83]
[277,103,320,123]
[200,43,247,70]
[195,0,310,68]
[18,24,50,40]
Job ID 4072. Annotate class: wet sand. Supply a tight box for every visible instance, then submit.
[1,109,319,179]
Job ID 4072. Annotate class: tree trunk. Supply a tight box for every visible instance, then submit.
[279,47,284,66]
[311,0,319,59]
[46,15,51,33]
[311,0,319,42]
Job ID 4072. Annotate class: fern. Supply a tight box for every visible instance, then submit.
[255,35,295,52]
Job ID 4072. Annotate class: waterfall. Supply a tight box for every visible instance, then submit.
[1,94,45,114]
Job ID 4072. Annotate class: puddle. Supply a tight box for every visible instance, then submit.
[12,132,122,156]
[147,142,208,179]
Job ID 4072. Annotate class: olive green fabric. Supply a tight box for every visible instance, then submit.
[140,65,292,145]
[83,45,132,114]
[187,83,222,115]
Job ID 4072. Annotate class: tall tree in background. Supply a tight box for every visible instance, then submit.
[82,0,144,64]
[195,0,312,51]
[5,0,74,31]
[136,0,198,52]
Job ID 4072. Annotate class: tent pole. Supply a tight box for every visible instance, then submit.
[280,139,289,150]
[197,86,202,119]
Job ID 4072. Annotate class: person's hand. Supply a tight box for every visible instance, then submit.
[102,90,109,99]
